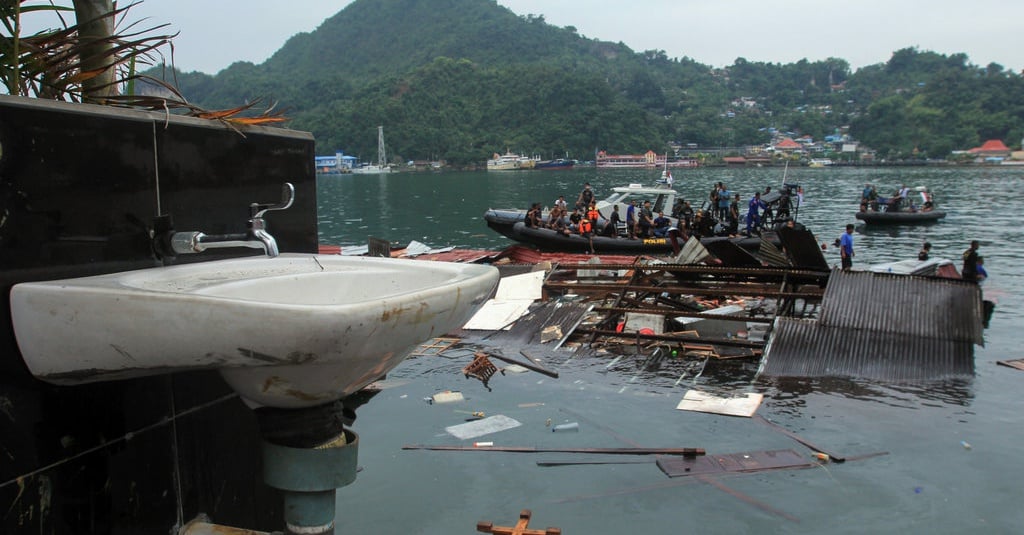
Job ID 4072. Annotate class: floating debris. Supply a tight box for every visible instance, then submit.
[462,354,501,391]
[431,391,465,404]
[477,510,561,535]
[675,390,765,418]
[445,415,522,440]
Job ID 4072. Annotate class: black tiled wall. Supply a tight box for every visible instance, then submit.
[0,95,318,533]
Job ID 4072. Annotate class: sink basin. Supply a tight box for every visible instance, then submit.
[10,254,498,408]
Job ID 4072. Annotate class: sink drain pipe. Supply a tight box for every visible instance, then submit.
[262,429,359,535]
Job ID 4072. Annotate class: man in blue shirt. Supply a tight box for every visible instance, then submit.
[840,224,855,270]
[746,192,766,236]
[718,184,731,220]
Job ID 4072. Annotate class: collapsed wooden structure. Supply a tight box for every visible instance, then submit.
[539,262,831,359]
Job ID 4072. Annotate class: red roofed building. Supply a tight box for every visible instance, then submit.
[968,139,1011,157]
[773,137,802,152]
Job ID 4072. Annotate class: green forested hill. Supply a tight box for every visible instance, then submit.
[160,0,1024,165]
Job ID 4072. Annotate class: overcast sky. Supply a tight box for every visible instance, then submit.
[18,1,1024,75]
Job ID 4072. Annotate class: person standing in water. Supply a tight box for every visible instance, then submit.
[839,224,855,270]
[962,240,980,281]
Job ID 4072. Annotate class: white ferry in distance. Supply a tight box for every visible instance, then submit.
[487,151,531,171]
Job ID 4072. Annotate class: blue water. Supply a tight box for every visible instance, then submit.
[320,166,1024,533]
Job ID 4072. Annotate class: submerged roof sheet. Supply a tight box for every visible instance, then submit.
[819,270,984,344]
[759,318,975,381]
[759,269,983,382]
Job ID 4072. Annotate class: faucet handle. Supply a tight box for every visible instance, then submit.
[250,182,295,219]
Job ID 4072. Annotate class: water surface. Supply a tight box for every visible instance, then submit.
[319,166,1024,533]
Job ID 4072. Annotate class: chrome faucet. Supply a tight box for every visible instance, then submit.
[169,183,295,258]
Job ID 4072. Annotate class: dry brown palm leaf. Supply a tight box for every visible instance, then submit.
[226,115,288,126]
[3,2,175,100]
[4,2,289,128]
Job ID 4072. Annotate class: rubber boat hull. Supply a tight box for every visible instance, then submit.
[855,210,946,225]
[484,209,772,254]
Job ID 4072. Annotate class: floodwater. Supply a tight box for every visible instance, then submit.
[318,165,1024,533]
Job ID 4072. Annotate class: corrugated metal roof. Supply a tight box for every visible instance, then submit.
[759,318,975,381]
[672,237,711,265]
[819,270,984,344]
[759,269,983,381]
[756,238,790,267]
[478,299,592,348]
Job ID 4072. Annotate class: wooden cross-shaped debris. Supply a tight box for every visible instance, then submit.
[477,509,561,535]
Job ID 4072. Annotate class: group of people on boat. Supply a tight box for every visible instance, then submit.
[859,183,935,213]
[706,181,799,237]
[522,180,803,254]
[523,182,689,254]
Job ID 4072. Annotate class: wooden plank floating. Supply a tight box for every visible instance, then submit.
[753,415,847,462]
[403,444,705,456]
[657,449,813,478]
[536,459,653,467]
[997,358,1024,371]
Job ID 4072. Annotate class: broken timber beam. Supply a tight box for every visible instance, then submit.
[550,263,829,278]
[544,282,823,299]
[481,351,559,379]
[593,306,775,323]
[575,327,764,348]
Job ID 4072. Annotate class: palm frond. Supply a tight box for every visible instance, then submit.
[2,1,289,125]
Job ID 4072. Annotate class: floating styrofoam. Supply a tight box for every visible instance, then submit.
[462,299,533,330]
[445,414,522,440]
[494,271,545,301]
[675,389,764,417]
[431,391,465,404]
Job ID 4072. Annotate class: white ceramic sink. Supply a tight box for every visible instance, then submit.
[10,254,498,408]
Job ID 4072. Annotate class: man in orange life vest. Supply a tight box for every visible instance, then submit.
[586,202,601,228]
[577,215,595,254]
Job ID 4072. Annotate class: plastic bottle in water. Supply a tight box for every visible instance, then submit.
[552,422,579,432]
